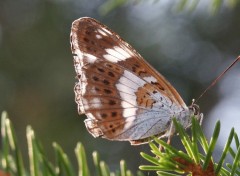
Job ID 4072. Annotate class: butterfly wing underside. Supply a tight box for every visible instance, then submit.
[70,17,188,145]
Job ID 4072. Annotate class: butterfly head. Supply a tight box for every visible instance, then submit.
[188,101,203,124]
[190,103,200,116]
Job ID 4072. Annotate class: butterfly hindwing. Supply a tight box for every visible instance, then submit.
[70,17,191,144]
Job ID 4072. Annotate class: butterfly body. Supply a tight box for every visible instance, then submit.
[70,17,201,145]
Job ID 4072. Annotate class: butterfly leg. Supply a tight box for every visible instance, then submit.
[167,120,174,145]
[199,113,204,125]
[158,120,174,151]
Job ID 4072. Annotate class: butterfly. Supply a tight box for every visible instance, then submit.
[70,17,202,145]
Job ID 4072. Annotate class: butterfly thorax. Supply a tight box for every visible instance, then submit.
[175,103,200,130]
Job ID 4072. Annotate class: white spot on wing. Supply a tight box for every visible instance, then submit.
[121,101,136,120]
[116,83,137,105]
[97,29,107,36]
[105,46,131,62]
[120,70,146,88]
[114,46,131,59]
[121,101,136,108]
[102,28,111,35]
[90,98,101,108]
[103,54,119,62]
[143,76,157,83]
[116,70,147,122]
[96,34,102,39]
[123,108,138,119]
[84,53,97,63]
[105,48,125,60]
[74,50,97,64]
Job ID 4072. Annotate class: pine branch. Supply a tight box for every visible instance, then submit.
[1,111,240,175]
[140,117,238,176]
[0,111,142,176]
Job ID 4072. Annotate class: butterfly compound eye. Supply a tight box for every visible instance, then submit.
[190,104,200,116]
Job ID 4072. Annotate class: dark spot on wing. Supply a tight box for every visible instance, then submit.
[83,37,89,42]
[108,72,115,77]
[97,68,105,72]
[111,112,117,117]
[95,87,100,92]
[151,81,165,91]
[103,79,110,85]
[101,113,107,118]
[93,76,99,81]
[109,100,116,105]
[104,89,112,94]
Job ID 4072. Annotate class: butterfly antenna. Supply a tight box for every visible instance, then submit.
[196,56,240,103]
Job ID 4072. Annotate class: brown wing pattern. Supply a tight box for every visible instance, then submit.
[70,17,188,144]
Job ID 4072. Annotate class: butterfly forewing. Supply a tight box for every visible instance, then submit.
[70,17,191,144]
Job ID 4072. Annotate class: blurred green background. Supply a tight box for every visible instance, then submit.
[0,0,240,174]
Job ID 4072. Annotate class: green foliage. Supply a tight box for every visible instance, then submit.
[140,117,240,175]
[0,112,142,176]
[99,0,240,15]
[1,111,240,175]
